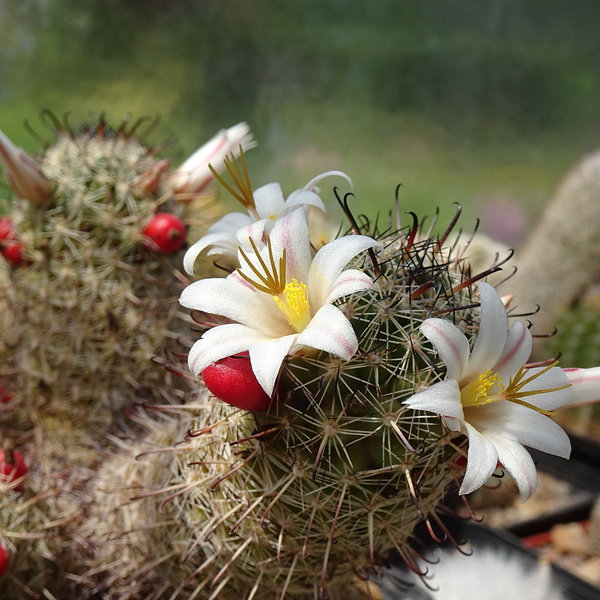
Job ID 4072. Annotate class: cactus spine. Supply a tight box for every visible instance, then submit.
[0,114,204,598]
[85,198,503,600]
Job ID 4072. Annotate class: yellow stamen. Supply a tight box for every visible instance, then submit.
[274,279,311,332]
[459,361,570,416]
[237,237,286,295]
[209,147,255,210]
[460,369,504,408]
[504,363,570,416]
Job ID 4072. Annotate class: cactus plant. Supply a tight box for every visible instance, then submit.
[82,177,515,600]
[0,115,253,598]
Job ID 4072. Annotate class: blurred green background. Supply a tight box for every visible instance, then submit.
[1,0,600,242]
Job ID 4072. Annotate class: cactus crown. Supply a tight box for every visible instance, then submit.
[147,186,512,600]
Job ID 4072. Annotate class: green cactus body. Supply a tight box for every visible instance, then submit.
[90,211,494,600]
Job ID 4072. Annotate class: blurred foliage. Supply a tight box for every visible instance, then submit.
[0,0,600,223]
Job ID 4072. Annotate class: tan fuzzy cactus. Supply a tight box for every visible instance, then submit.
[1,118,188,427]
[0,115,253,598]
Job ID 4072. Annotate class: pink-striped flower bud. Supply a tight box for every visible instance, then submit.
[168,122,255,195]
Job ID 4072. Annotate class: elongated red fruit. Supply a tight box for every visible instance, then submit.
[202,352,272,412]
[0,545,9,576]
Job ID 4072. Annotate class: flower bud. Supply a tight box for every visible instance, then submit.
[0,129,52,206]
[169,122,255,194]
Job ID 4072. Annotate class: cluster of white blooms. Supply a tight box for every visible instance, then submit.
[178,150,600,504]
[180,166,379,398]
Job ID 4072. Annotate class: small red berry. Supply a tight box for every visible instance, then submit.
[142,213,186,253]
[1,242,24,266]
[0,449,27,491]
[0,217,13,240]
[0,545,9,576]
[202,352,272,412]
[0,386,13,404]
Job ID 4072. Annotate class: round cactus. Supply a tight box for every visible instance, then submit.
[0,116,191,427]
[0,115,254,598]
[82,194,507,600]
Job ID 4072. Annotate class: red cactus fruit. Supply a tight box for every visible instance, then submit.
[142,213,186,253]
[0,449,27,491]
[0,545,9,576]
[202,352,272,412]
[1,242,24,266]
[0,386,13,404]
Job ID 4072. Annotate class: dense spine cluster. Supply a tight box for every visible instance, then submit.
[0,115,200,598]
[86,202,505,600]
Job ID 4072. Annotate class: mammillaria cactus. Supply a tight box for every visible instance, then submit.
[0,116,253,428]
[82,157,600,600]
[2,122,600,600]
[0,116,253,598]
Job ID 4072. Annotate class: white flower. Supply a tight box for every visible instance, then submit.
[183,170,352,275]
[168,122,256,194]
[403,282,574,502]
[0,129,53,206]
[180,208,380,397]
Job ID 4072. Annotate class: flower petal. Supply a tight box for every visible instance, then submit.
[493,320,532,381]
[300,170,353,193]
[459,422,499,496]
[183,212,254,274]
[294,304,358,360]
[208,211,255,234]
[269,208,313,282]
[281,190,326,215]
[188,324,264,376]
[403,380,464,420]
[253,183,286,219]
[324,269,374,305]
[484,430,538,502]
[467,402,571,459]
[179,277,290,336]
[249,334,298,397]
[0,129,53,206]
[562,367,600,407]
[518,366,573,411]
[236,219,269,252]
[420,319,470,382]
[183,231,236,274]
[308,234,381,307]
[465,282,508,380]
[170,123,255,193]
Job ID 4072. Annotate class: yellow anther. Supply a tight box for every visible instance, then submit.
[459,362,570,416]
[460,369,504,408]
[274,279,311,332]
